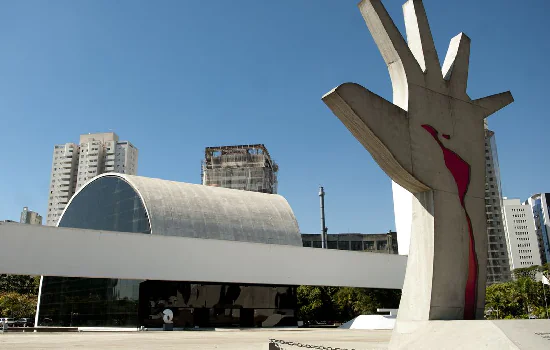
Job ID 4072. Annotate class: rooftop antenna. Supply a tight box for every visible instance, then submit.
[319,186,328,249]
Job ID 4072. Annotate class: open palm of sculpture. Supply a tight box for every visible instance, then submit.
[323,0,513,320]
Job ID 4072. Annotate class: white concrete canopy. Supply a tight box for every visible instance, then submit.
[0,222,406,289]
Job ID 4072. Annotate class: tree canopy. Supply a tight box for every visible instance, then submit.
[485,265,550,319]
[0,274,40,295]
[297,286,401,324]
[0,274,40,319]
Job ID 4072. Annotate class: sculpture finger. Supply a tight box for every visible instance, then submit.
[403,0,441,76]
[359,0,422,83]
[473,91,514,117]
[442,33,471,98]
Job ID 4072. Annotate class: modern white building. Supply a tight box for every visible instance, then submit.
[501,198,541,270]
[46,132,138,226]
[20,173,407,328]
[525,193,550,265]
[392,125,511,284]
[20,207,42,225]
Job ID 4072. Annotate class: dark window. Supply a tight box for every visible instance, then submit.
[364,241,374,250]
[351,241,362,251]
[139,281,296,328]
[377,241,387,250]
[338,241,349,250]
[327,241,337,250]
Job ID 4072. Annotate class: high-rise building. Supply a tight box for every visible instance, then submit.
[20,207,42,225]
[501,198,541,270]
[525,193,550,265]
[46,132,138,226]
[392,125,511,285]
[201,144,278,194]
[484,128,511,284]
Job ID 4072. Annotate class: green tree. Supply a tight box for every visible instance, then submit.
[0,292,37,318]
[512,266,540,280]
[485,266,550,319]
[334,287,400,321]
[485,282,523,319]
[297,286,339,323]
[297,286,401,324]
[0,274,40,295]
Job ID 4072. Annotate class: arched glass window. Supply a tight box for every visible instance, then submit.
[38,176,150,327]
[59,176,150,234]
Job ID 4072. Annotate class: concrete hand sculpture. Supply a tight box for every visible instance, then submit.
[323,0,513,320]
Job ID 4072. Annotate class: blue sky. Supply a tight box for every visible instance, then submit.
[0,0,548,234]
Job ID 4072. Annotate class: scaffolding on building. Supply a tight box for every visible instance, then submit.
[201,144,278,194]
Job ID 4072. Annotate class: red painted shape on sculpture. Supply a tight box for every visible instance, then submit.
[421,124,478,320]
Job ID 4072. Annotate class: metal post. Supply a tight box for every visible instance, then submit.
[319,186,327,249]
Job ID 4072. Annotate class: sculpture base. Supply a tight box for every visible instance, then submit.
[390,319,550,349]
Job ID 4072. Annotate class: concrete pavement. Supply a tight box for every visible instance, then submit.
[0,329,391,350]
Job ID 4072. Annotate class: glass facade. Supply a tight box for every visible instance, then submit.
[485,130,511,284]
[37,175,298,328]
[38,176,150,327]
[139,281,296,328]
[58,175,150,234]
[543,195,550,263]
[532,196,550,264]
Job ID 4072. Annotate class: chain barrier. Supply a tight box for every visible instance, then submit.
[269,338,355,350]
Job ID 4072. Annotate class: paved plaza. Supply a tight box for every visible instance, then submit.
[0,329,391,350]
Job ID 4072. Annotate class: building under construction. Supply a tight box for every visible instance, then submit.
[201,144,278,194]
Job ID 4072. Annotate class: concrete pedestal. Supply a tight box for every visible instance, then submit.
[390,319,550,349]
